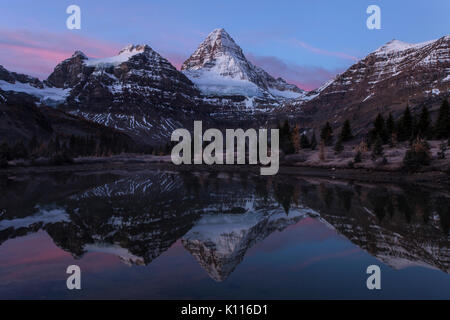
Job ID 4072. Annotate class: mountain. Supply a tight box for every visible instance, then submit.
[0,70,134,147]
[46,45,215,145]
[1,33,449,145]
[302,180,450,274]
[182,209,312,282]
[289,35,450,136]
[0,65,69,107]
[181,28,305,109]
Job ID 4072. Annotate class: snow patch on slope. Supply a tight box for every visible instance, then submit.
[0,207,70,230]
[184,70,262,97]
[0,80,70,105]
[375,39,436,54]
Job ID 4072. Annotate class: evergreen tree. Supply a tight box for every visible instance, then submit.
[320,122,333,146]
[281,120,291,137]
[334,137,344,154]
[371,135,384,159]
[354,151,362,163]
[11,140,28,159]
[386,113,395,138]
[310,131,318,150]
[403,137,431,171]
[0,141,11,160]
[300,134,310,149]
[418,105,432,138]
[0,157,7,168]
[340,119,353,142]
[399,105,413,141]
[28,135,39,154]
[435,100,450,139]
[278,120,295,154]
[372,113,388,143]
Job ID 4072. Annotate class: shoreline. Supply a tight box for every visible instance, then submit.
[1,156,448,190]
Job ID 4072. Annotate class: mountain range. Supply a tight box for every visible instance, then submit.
[1,173,448,280]
[0,29,449,147]
[289,35,450,136]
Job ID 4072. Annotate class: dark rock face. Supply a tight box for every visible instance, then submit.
[0,65,43,88]
[1,173,448,281]
[0,94,53,143]
[0,89,135,147]
[46,51,88,88]
[45,45,214,145]
[56,45,201,107]
[1,34,449,146]
[0,173,202,264]
[289,36,450,136]
[300,181,450,274]
[182,211,306,282]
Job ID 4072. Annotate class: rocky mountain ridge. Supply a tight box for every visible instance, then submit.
[288,35,450,136]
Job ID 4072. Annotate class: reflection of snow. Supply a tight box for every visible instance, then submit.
[0,207,70,230]
[84,243,145,266]
[182,208,317,281]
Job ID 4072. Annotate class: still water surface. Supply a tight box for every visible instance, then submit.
[0,170,449,299]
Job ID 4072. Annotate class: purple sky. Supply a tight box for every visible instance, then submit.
[0,0,448,91]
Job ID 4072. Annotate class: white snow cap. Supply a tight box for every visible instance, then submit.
[182,28,304,100]
[376,38,435,54]
[203,28,241,53]
[85,44,149,67]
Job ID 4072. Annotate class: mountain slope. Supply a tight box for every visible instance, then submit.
[0,65,69,107]
[181,28,305,107]
[290,35,450,136]
[0,93,136,148]
[45,45,214,145]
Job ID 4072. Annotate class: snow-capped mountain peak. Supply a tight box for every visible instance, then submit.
[72,50,88,59]
[375,38,436,55]
[181,28,304,102]
[289,35,449,137]
[181,28,246,73]
[181,28,256,85]
[84,44,154,68]
[118,44,149,55]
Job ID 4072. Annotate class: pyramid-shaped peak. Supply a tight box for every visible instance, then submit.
[181,28,245,71]
[208,28,231,38]
[202,28,240,52]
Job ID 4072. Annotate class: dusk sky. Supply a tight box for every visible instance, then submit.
[0,0,448,90]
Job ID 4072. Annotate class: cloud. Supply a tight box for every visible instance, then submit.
[246,53,344,91]
[291,39,359,62]
[0,29,123,79]
[0,29,194,77]
[0,29,349,91]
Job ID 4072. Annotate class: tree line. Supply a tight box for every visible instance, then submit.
[0,133,133,167]
[278,99,449,170]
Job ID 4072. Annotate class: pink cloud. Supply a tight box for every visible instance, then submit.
[0,29,123,79]
[291,39,359,62]
[247,53,344,91]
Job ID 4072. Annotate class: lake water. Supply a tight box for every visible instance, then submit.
[0,170,449,299]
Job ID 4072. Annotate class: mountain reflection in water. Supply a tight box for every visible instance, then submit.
[0,170,449,299]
